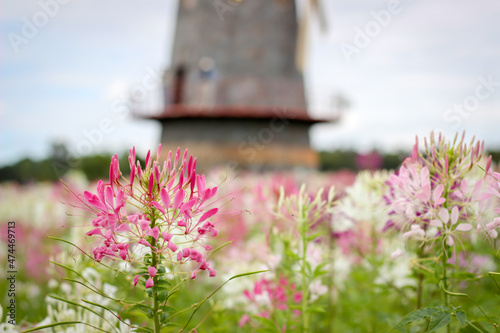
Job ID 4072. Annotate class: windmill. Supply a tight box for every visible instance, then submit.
[138,0,338,169]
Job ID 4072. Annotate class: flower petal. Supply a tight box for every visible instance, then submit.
[430,219,443,228]
[455,223,472,232]
[173,189,184,210]
[152,201,165,214]
[450,206,459,225]
[438,208,449,224]
[199,208,218,223]
[160,188,170,210]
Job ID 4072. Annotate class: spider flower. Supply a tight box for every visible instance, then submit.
[385,132,496,247]
[69,145,222,284]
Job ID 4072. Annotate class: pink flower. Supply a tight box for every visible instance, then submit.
[385,132,495,248]
[66,144,225,288]
[238,314,250,327]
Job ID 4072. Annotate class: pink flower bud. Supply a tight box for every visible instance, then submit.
[133,275,140,287]
[147,226,160,240]
[139,219,150,231]
[148,173,154,195]
[168,241,178,252]
[119,249,128,260]
[162,232,173,241]
[238,314,250,327]
[104,229,113,240]
[145,277,154,288]
[148,267,157,277]
[86,228,103,237]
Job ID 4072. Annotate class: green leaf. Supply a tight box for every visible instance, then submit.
[428,311,451,332]
[60,278,111,300]
[81,299,129,328]
[284,249,299,260]
[456,310,466,326]
[22,321,107,332]
[393,307,440,329]
[134,269,149,276]
[253,315,281,332]
[307,305,326,313]
[163,322,181,327]
[452,272,477,280]
[304,260,312,276]
[458,320,491,333]
[157,290,169,303]
[488,272,500,291]
[132,327,154,333]
[152,285,169,293]
[207,240,233,259]
[228,270,268,281]
[313,269,329,279]
[128,304,154,318]
[179,270,268,330]
[155,279,171,286]
[307,231,323,242]
[49,296,120,333]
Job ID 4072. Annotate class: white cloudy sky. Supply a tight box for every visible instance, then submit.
[1,0,500,166]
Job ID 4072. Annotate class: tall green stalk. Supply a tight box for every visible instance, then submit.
[416,246,425,309]
[441,245,451,333]
[300,216,310,333]
[149,213,161,333]
[327,230,335,333]
[370,225,377,333]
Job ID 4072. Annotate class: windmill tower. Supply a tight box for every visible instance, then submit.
[143,0,335,170]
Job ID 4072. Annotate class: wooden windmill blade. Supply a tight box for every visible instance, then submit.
[311,0,328,32]
[295,0,328,73]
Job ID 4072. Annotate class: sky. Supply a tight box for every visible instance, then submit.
[1,0,500,166]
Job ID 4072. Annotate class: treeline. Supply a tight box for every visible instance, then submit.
[318,150,407,171]
[2,148,500,184]
[0,154,138,184]
[0,143,138,184]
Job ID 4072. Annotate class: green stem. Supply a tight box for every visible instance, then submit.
[441,247,451,333]
[417,272,424,309]
[370,225,377,333]
[327,232,335,333]
[301,218,309,333]
[416,246,425,309]
[465,320,487,333]
[440,281,499,332]
[149,214,161,333]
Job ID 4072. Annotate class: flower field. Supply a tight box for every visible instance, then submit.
[1,132,499,333]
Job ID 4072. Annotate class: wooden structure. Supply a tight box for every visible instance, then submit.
[142,0,335,169]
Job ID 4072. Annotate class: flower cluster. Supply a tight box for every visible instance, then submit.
[71,145,222,286]
[385,132,497,247]
[485,171,500,239]
[239,277,302,327]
